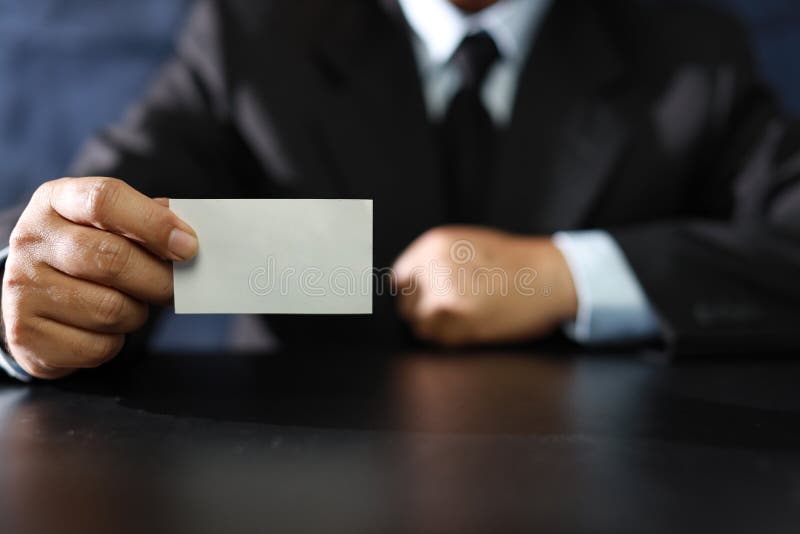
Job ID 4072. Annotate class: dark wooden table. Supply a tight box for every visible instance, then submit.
[1,348,799,534]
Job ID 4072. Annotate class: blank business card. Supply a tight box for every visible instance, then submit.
[171,199,373,314]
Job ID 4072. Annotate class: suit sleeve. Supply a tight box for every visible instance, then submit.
[610,26,800,355]
[69,0,261,199]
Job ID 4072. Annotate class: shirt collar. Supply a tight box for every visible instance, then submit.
[397,0,552,67]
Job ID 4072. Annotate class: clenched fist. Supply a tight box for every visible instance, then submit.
[393,226,578,347]
[1,177,198,379]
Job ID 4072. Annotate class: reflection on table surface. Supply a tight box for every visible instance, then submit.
[1,349,799,534]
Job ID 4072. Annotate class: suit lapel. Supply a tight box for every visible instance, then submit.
[489,0,630,233]
[309,0,444,266]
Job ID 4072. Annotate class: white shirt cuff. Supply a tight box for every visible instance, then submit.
[552,230,661,345]
[0,246,32,382]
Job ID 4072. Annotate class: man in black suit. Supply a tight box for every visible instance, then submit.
[1,0,799,380]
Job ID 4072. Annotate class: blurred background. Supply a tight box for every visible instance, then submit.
[0,0,797,349]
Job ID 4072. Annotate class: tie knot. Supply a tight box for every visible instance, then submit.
[451,31,500,89]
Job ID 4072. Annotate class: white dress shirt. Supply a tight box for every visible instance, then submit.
[398,0,661,344]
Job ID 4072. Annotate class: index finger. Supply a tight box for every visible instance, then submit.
[46,177,198,261]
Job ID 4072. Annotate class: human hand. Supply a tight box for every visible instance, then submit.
[393,226,577,347]
[1,177,198,378]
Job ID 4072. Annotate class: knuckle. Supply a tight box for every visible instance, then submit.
[128,304,149,331]
[422,226,453,246]
[84,335,122,367]
[94,291,127,328]
[14,355,50,379]
[85,178,123,224]
[30,180,55,206]
[428,308,449,324]
[155,277,173,305]
[421,303,457,323]
[8,225,38,252]
[139,202,159,230]
[26,354,57,376]
[94,236,132,279]
[31,181,51,198]
[412,304,469,346]
[3,266,30,295]
[2,264,40,305]
[3,314,31,349]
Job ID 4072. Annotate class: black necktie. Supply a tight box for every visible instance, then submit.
[440,31,501,223]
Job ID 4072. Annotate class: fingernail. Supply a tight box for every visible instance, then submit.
[168,228,198,260]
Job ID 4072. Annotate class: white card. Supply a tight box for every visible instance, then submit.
[171,199,372,314]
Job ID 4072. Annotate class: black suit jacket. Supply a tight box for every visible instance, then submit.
[12,0,800,353]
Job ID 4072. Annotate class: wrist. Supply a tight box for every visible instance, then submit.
[546,239,579,323]
[517,236,578,324]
